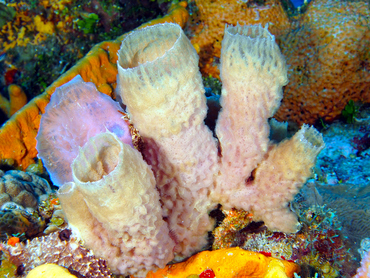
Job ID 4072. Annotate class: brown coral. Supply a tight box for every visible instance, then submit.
[0,202,46,240]
[0,170,51,209]
[275,0,370,125]
[1,230,112,278]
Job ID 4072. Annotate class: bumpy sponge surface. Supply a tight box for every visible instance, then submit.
[118,23,219,259]
[58,131,175,277]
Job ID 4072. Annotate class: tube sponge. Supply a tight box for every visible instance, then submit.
[213,24,324,233]
[229,125,325,232]
[58,131,175,277]
[117,23,206,137]
[53,23,323,276]
[355,249,370,278]
[36,75,132,186]
[215,24,288,192]
[117,23,219,259]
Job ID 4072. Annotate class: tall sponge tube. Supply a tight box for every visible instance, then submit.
[117,23,219,259]
[225,125,325,233]
[214,24,288,205]
[58,131,175,277]
[117,23,206,137]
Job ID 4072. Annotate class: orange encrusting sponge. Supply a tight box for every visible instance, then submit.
[145,247,299,278]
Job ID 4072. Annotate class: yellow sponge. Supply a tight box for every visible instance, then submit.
[146,247,299,278]
[27,263,77,278]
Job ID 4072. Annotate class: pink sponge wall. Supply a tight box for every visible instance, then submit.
[36,75,133,187]
[355,249,370,278]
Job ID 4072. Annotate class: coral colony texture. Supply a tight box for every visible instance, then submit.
[275,0,370,125]
[0,170,51,209]
[35,23,325,276]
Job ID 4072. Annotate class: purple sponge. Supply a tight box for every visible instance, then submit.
[36,75,133,187]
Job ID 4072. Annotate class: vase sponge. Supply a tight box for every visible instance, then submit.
[36,75,132,186]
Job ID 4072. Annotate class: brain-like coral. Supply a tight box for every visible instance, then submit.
[0,170,52,209]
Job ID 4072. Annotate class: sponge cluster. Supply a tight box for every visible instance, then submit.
[36,23,324,277]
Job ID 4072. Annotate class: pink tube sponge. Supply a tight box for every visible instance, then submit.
[117,23,219,259]
[118,23,324,236]
[36,75,132,186]
[58,131,175,277]
[355,249,370,278]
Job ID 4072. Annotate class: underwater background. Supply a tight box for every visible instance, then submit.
[0,0,369,277]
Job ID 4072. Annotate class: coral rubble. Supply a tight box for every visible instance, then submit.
[1,230,112,278]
